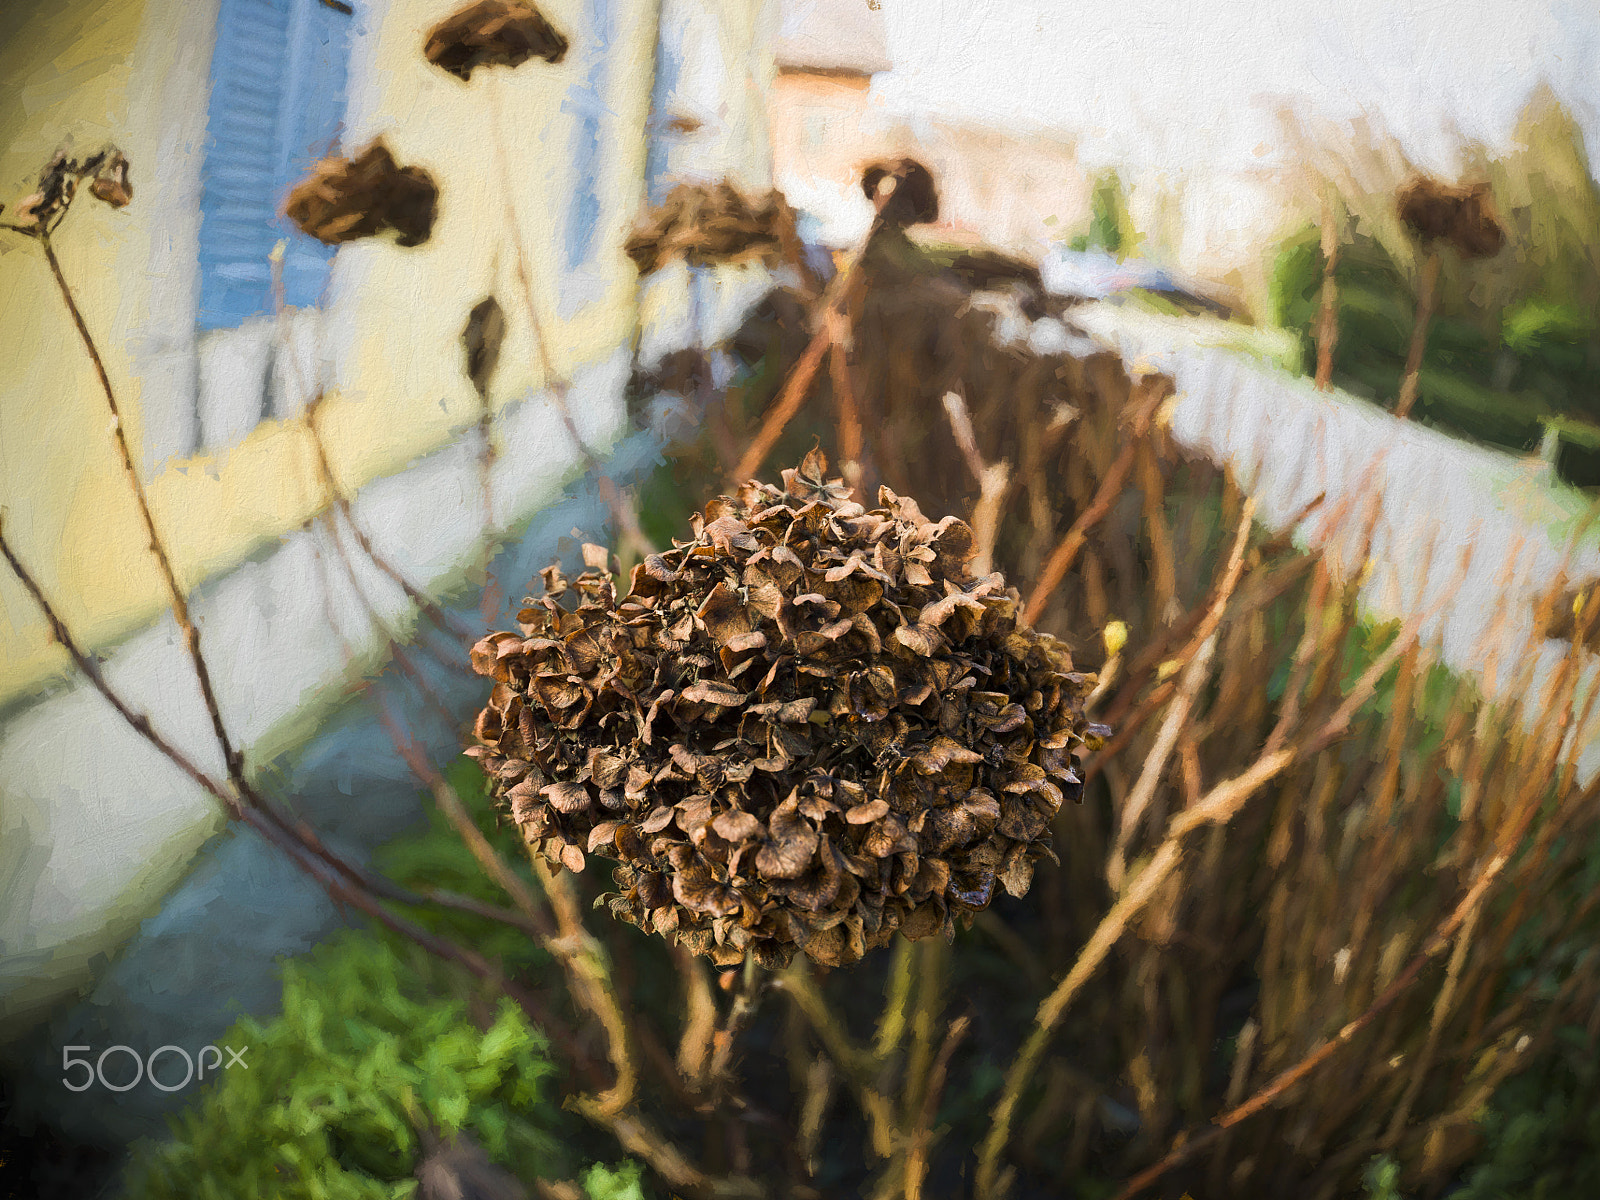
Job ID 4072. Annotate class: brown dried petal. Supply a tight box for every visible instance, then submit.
[845,799,891,824]
[680,680,749,706]
[998,844,1035,898]
[712,810,764,842]
[913,736,984,774]
[863,814,916,858]
[542,781,592,813]
[894,622,943,656]
[560,843,588,873]
[755,795,818,878]
[588,821,622,852]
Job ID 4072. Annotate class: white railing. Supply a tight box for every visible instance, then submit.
[1074,302,1600,782]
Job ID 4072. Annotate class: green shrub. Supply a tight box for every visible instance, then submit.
[123,760,642,1200]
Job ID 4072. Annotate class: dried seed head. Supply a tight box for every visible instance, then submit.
[861,158,939,228]
[283,139,438,248]
[468,451,1099,969]
[88,149,133,209]
[424,0,568,80]
[625,181,791,275]
[461,295,506,399]
[1397,177,1505,260]
[7,145,132,231]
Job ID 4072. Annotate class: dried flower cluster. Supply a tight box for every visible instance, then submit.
[468,453,1099,968]
[1397,177,1505,260]
[861,158,940,228]
[284,140,439,248]
[624,181,792,275]
[4,146,132,233]
[424,0,568,80]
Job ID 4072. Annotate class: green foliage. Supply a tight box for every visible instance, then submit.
[1266,96,1600,465]
[1362,1154,1408,1200]
[1364,1028,1600,1200]
[1451,1028,1600,1200]
[121,934,560,1200]
[580,1160,646,1200]
[122,758,640,1200]
[1267,224,1562,452]
[1069,172,1132,255]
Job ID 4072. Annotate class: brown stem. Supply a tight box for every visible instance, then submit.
[41,233,242,780]
[381,706,641,1118]
[0,519,540,954]
[904,1014,972,1200]
[1394,249,1441,420]
[1112,843,1516,1200]
[676,946,720,1090]
[708,954,765,1085]
[486,81,653,562]
[729,202,889,488]
[1107,499,1255,888]
[730,325,832,486]
[828,336,865,494]
[533,857,641,1117]
[1023,375,1169,626]
[975,748,1296,1200]
[379,707,554,937]
[942,390,1011,578]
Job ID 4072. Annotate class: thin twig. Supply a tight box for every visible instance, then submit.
[708,954,765,1085]
[975,748,1295,1200]
[942,391,1011,577]
[41,232,243,780]
[1107,500,1255,888]
[486,81,653,563]
[1112,841,1519,1200]
[0,518,542,966]
[829,337,865,495]
[1314,184,1342,391]
[1394,248,1440,420]
[1023,374,1169,626]
[904,1014,972,1200]
[729,194,893,487]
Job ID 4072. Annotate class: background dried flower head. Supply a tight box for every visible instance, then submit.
[1397,176,1506,259]
[5,145,133,233]
[424,0,569,81]
[468,452,1098,968]
[861,158,940,227]
[283,139,439,248]
[624,181,793,275]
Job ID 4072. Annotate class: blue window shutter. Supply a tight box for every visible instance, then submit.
[563,0,615,274]
[197,0,353,330]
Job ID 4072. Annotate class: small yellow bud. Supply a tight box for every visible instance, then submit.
[1103,619,1128,658]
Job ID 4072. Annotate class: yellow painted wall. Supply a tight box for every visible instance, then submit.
[0,0,661,708]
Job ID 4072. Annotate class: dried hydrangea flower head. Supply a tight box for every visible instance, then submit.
[469,452,1099,968]
[87,149,133,209]
[6,145,132,233]
[424,0,568,80]
[861,158,939,228]
[624,181,791,276]
[283,140,439,247]
[1397,177,1505,260]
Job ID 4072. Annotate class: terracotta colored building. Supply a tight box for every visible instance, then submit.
[768,0,1093,255]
